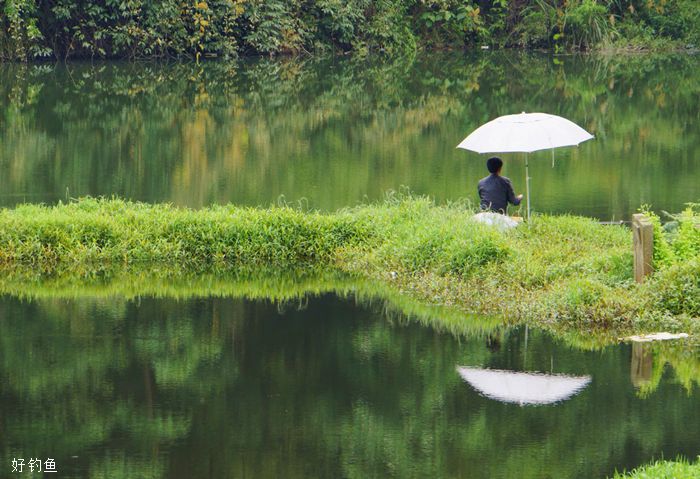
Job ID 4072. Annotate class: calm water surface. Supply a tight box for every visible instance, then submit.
[0,53,698,219]
[1,294,698,478]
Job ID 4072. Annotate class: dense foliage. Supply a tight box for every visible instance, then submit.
[1,0,698,60]
[642,204,700,317]
[643,204,700,268]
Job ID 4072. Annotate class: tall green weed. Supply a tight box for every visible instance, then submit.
[641,203,700,268]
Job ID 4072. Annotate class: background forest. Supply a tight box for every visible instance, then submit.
[1,0,699,60]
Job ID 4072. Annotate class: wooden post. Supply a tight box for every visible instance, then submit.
[632,214,654,283]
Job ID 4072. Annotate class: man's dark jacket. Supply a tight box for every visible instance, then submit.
[478,174,521,214]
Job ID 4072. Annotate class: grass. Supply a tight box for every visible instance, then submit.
[0,198,365,269]
[0,195,697,341]
[611,457,700,479]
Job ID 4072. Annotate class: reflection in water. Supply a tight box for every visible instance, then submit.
[1,53,698,218]
[0,293,698,478]
[631,342,654,389]
[631,340,700,399]
[456,367,591,406]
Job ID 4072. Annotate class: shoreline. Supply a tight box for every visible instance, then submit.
[1,196,697,345]
[1,43,696,64]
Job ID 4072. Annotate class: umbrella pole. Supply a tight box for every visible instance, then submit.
[525,154,531,220]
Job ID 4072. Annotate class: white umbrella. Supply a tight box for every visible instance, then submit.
[456,112,594,219]
[456,366,591,406]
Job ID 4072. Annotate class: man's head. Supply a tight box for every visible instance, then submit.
[486,156,503,174]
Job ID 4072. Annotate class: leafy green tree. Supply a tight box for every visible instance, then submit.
[2,0,698,59]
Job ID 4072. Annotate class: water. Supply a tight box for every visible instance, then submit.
[1,52,698,477]
[1,53,698,219]
[1,294,698,478]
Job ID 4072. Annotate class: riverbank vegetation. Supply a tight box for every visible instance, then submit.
[611,457,700,479]
[1,0,698,60]
[0,196,697,340]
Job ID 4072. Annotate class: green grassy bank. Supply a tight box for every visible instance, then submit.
[611,457,700,479]
[0,196,697,341]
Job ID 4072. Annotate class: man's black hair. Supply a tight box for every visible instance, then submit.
[487,156,503,174]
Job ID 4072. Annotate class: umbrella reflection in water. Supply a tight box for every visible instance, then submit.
[456,367,591,406]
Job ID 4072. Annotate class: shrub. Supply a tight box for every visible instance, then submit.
[564,0,618,49]
[514,5,555,48]
[651,257,700,317]
[641,203,700,269]
[668,206,700,261]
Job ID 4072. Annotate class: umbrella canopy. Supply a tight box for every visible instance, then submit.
[456,112,594,219]
[456,112,593,153]
[456,366,591,406]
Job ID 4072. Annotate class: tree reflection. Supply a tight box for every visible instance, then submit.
[0,291,698,478]
[0,53,698,218]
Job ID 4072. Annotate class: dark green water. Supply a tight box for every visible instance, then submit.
[1,294,698,478]
[1,53,698,219]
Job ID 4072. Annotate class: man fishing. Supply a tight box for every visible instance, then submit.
[478,156,523,215]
